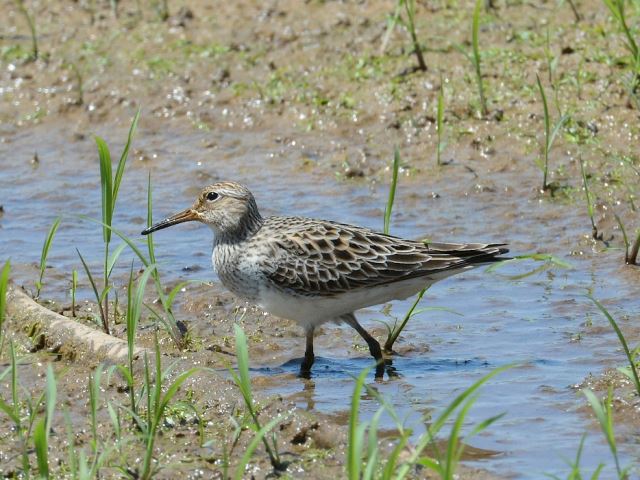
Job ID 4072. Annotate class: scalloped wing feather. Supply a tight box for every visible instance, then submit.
[256,217,507,297]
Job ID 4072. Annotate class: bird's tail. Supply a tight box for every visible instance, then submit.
[425,242,510,264]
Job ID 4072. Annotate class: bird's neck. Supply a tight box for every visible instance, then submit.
[214,207,264,246]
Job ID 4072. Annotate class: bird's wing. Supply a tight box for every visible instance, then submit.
[258,218,505,297]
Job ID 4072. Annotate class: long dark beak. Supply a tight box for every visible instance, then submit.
[141,208,199,235]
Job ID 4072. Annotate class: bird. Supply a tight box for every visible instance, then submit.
[142,181,508,378]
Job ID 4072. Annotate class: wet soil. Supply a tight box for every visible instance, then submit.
[2,0,640,478]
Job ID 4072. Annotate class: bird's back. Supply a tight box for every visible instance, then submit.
[249,216,507,298]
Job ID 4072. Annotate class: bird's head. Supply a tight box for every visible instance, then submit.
[141,181,262,238]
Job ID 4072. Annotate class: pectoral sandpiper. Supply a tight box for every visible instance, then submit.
[142,181,508,378]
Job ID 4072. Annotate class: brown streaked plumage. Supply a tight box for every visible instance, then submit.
[142,181,508,378]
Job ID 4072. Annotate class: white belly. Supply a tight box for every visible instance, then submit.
[256,276,437,331]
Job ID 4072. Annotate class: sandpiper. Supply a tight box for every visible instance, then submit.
[142,181,508,378]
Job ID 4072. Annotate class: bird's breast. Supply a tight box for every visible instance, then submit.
[212,243,264,302]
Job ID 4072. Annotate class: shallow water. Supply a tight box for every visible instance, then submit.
[1,120,637,478]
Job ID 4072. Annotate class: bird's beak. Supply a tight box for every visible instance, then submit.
[141,208,200,235]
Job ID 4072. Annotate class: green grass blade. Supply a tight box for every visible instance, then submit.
[347,367,371,479]
[472,0,487,116]
[436,80,444,165]
[583,389,622,476]
[424,364,511,442]
[234,415,286,480]
[36,217,61,297]
[579,157,597,237]
[157,368,200,419]
[63,409,78,479]
[379,0,402,55]
[89,366,103,450]
[112,109,140,210]
[146,172,156,265]
[9,341,19,430]
[363,407,383,478]
[45,364,56,438]
[96,136,113,243]
[79,216,150,267]
[0,260,10,338]
[76,248,107,329]
[383,148,400,235]
[233,324,253,406]
[384,286,428,352]
[34,418,49,479]
[548,114,569,151]
[444,393,479,476]
[130,264,157,348]
[106,242,127,278]
[0,397,20,424]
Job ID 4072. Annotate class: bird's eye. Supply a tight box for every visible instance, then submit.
[206,191,219,201]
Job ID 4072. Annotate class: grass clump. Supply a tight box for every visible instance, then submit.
[78,110,139,334]
[135,337,199,479]
[347,365,510,479]
[0,343,57,477]
[229,324,286,475]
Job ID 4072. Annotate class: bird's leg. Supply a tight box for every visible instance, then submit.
[342,313,385,378]
[299,327,315,378]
